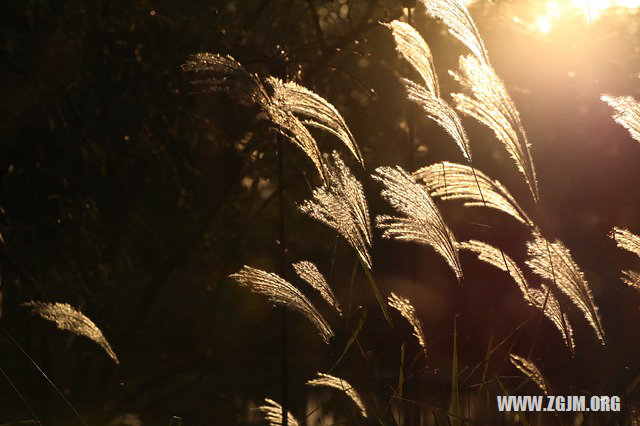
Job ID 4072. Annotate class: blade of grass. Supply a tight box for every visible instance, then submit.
[329,306,367,372]
[451,317,460,426]
[362,263,393,326]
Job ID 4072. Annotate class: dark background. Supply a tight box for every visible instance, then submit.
[1,0,640,424]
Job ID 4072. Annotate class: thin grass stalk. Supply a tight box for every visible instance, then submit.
[277,132,289,426]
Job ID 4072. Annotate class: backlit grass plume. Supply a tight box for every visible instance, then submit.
[23,302,119,364]
[373,166,462,280]
[528,285,575,354]
[419,0,490,66]
[610,227,640,258]
[229,266,334,343]
[293,261,342,315]
[255,398,300,426]
[509,354,549,395]
[459,241,529,298]
[388,292,427,353]
[460,241,574,353]
[622,270,640,290]
[383,20,439,97]
[183,53,364,181]
[306,372,368,418]
[451,55,539,202]
[526,231,605,344]
[413,162,533,226]
[403,79,472,161]
[299,151,372,270]
[601,94,640,143]
[267,77,363,166]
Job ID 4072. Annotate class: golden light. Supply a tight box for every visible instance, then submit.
[507,0,640,35]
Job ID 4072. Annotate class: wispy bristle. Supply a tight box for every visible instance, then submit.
[526,231,605,344]
[414,162,532,225]
[24,302,119,364]
[509,354,549,395]
[255,398,300,426]
[293,261,342,315]
[229,266,334,343]
[306,372,368,418]
[300,152,373,269]
[528,285,575,355]
[451,55,539,203]
[601,94,640,143]
[419,0,490,65]
[383,20,440,97]
[388,292,427,353]
[373,166,462,280]
[403,80,472,161]
[610,227,640,258]
[267,78,363,166]
[622,270,640,291]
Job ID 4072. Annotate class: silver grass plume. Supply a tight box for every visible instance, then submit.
[293,261,342,315]
[622,270,640,291]
[373,166,462,279]
[266,77,363,166]
[451,55,539,202]
[383,20,440,97]
[525,231,605,344]
[261,100,326,178]
[23,302,119,364]
[306,372,368,418]
[403,79,472,160]
[388,292,427,353]
[181,53,265,105]
[610,227,640,258]
[419,0,490,66]
[299,152,373,269]
[413,161,532,226]
[528,284,575,354]
[229,266,334,343]
[459,240,529,298]
[601,95,640,143]
[460,240,574,352]
[255,398,300,426]
[509,354,549,395]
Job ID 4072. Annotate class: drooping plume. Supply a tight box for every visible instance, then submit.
[383,20,440,97]
[525,231,605,344]
[451,55,539,202]
[601,95,640,143]
[306,373,368,418]
[414,162,532,226]
[255,398,300,426]
[300,152,373,269]
[23,302,119,364]
[183,53,364,181]
[528,284,575,354]
[388,292,427,353]
[267,77,363,166]
[293,261,342,315]
[181,53,265,104]
[229,266,334,343]
[509,354,549,395]
[420,0,490,65]
[460,240,574,353]
[610,227,640,258]
[403,80,472,160]
[373,166,462,279]
[459,240,529,298]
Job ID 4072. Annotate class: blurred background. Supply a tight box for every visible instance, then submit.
[2,0,640,424]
